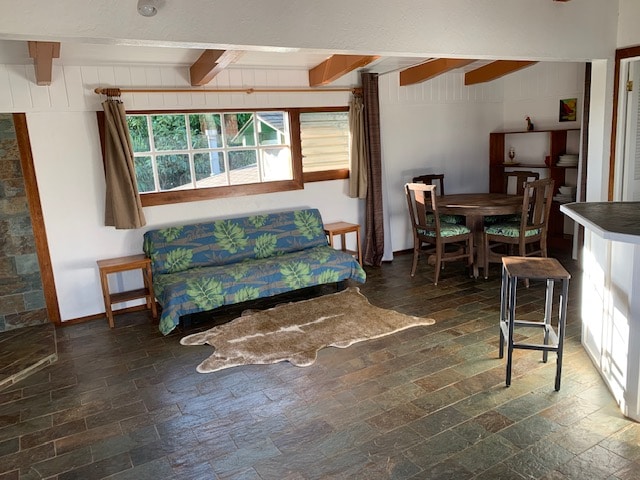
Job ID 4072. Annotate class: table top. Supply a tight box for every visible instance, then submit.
[439,193,523,216]
[560,201,640,245]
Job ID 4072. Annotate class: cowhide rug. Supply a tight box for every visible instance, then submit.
[180,287,435,373]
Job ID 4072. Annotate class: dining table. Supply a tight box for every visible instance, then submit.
[438,193,523,278]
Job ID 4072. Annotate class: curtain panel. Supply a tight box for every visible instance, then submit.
[348,92,367,199]
[102,99,146,229]
[361,72,384,267]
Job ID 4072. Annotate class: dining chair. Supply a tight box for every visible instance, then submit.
[412,174,446,195]
[483,178,555,279]
[412,173,464,224]
[504,170,540,195]
[405,183,474,285]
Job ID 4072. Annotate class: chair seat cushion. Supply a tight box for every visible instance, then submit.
[418,223,470,238]
[485,222,540,238]
[425,214,466,225]
[484,214,520,225]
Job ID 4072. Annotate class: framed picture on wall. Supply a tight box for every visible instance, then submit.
[559,98,577,122]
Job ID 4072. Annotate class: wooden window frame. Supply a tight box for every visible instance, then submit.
[290,106,351,183]
[97,105,349,207]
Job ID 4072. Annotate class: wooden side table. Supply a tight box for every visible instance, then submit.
[323,221,362,265]
[97,254,158,328]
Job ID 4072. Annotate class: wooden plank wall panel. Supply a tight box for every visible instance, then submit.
[0,63,352,113]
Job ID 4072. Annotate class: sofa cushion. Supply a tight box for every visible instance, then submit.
[144,209,328,275]
[153,245,366,335]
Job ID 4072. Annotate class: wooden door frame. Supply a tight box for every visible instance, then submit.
[609,46,640,200]
[13,113,61,325]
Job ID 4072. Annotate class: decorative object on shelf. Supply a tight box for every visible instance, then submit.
[525,116,534,131]
[559,98,577,122]
[507,147,516,164]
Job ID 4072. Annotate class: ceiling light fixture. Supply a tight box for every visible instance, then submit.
[137,0,158,17]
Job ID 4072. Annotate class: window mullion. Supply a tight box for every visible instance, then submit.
[184,114,197,189]
[147,115,161,193]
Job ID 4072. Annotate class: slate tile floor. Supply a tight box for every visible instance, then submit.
[2,254,640,479]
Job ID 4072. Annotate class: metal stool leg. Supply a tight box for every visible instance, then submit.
[555,277,569,391]
[499,263,508,359]
[542,278,554,363]
[505,274,517,387]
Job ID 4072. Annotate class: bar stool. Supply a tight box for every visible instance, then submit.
[499,256,571,391]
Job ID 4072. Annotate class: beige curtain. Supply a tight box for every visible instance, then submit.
[102,99,146,229]
[348,92,367,199]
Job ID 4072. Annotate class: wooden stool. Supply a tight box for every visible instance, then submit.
[323,221,362,265]
[499,256,571,391]
[97,254,158,328]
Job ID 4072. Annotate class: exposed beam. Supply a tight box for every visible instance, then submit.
[464,60,538,85]
[190,50,244,86]
[309,55,379,87]
[399,58,475,86]
[27,41,60,86]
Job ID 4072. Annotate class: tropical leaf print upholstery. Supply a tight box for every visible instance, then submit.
[418,223,471,238]
[485,222,541,238]
[143,209,366,335]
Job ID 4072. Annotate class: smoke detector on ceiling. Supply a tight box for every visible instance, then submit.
[137,0,158,17]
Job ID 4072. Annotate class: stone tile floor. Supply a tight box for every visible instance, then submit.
[1,254,639,479]
[0,323,57,391]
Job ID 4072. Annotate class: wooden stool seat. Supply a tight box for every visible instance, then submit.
[499,256,571,391]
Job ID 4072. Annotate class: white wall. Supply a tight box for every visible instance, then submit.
[8,59,587,321]
[4,64,364,321]
[618,0,640,48]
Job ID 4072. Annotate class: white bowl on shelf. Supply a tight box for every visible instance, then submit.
[558,186,576,195]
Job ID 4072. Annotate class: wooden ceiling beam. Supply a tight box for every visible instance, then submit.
[308,55,379,87]
[27,41,60,86]
[399,58,475,86]
[190,50,244,86]
[464,60,538,85]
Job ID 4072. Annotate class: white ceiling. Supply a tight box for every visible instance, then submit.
[0,39,429,76]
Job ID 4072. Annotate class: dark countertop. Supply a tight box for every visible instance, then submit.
[560,202,640,244]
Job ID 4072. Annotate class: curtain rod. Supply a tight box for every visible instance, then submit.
[94,86,362,96]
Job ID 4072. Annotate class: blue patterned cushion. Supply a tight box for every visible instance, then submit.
[418,223,470,238]
[485,222,540,238]
[143,209,328,275]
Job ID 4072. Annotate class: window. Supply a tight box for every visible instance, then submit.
[294,108,351,183]
[100,106,350,207]
[126,111,300,205]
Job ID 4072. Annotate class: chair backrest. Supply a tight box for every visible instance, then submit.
[504,171,540,195]
[412,174,446,195]
[405,182,439,236]
[520,178,554,235]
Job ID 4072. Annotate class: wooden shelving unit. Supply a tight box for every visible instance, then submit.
[489,128,580,252]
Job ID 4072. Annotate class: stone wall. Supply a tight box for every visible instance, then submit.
[0,114,47,331]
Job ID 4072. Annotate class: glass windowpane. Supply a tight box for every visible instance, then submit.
[152,115,188,151]
[229,150,258,185]
[157,154,191,190]
[261,148,292,181]
[225,113,256,147]
[189,114,222,149]
[194,152,227,188]
[133,155,155,192]
[127,116,150,153]
[257,112,286,145]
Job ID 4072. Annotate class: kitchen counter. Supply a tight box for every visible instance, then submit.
[560,201,640,421]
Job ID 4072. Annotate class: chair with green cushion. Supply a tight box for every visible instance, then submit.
[405,183,474,285]
[485,170,541,225]
[483,178,554,279]
[412,173,465,225]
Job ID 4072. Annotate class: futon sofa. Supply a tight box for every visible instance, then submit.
[143,208,367,335]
